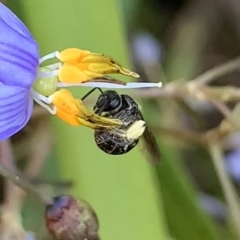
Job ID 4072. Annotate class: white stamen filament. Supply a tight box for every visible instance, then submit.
[57,81,162,89]
[30,89,56,114]
[39,51,60,65]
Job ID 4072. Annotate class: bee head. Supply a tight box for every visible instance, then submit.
[94,90,122,114]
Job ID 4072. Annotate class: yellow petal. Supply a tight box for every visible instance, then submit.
[52,89,79,114]
[87,63,118,74]
[58,48,140,79]
[52,89,122,129]
[58,64,89,83]
[56,108,80,126]
[81,69,103,79]
[52,89,91,127]
[76,117,115,130]
[59,48,91,64]
[58,65,128,85]
[82,53,140,78]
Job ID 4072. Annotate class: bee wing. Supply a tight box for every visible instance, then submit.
[138,111,161,165]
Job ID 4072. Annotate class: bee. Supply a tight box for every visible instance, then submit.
[81,88,161,164]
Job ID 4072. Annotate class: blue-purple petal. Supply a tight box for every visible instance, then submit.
[0,83,33,140]
[0,3,33,38]
[0,3,39,89]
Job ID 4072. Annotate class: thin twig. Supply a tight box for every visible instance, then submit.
[133,55,240,101]
[209,143,240,239]
[25,117,53,177]
[0,138,26,227]
[197,87,240,130]
[0,164,52,206]
[194,56,240,85]
[0,140,52,206]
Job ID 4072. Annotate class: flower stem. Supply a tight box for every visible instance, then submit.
[0,163,52,205]
[209,143,240,238]
[0,140,52,206]
[194,56,240,85]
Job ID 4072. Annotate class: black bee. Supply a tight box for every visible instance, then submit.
[81,88,160,164]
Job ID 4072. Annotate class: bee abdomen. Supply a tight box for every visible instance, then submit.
[94,130,139,155]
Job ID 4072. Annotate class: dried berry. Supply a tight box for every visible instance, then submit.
[45,195,99,240]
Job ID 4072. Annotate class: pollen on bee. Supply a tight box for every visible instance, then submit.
[126,120,146,139]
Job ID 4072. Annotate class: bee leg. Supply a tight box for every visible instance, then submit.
[88,114,122,126]
[77,117,114,130]
[75,100,122,126]
[81,88,103,101]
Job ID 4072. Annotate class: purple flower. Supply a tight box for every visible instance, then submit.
[0,2,39,140]
[0,3,161,141]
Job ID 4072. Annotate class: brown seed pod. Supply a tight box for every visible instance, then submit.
[45,195,100,240]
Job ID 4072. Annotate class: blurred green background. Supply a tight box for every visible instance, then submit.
[5,0,240,239]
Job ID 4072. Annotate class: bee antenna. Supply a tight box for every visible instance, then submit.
[81,87,103,101]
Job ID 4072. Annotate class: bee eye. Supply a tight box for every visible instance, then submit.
[94,91,122,113]
[107,98,120,110]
